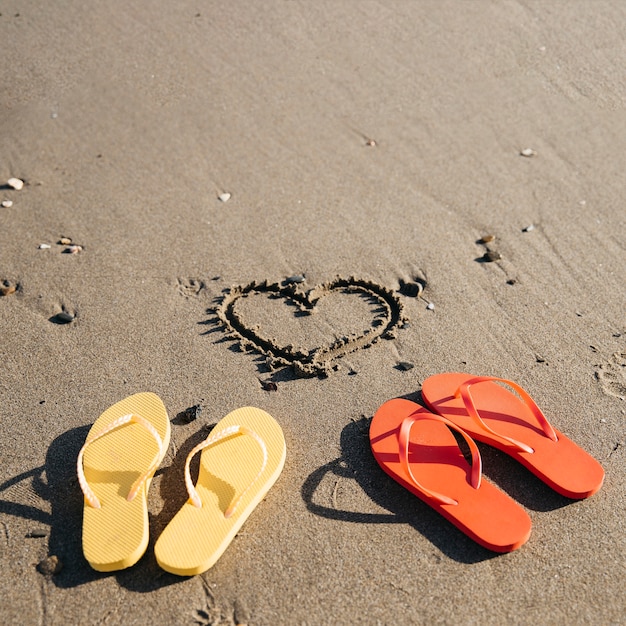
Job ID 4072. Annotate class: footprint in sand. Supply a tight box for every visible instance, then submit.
[177,277,205,298]
[596,352,626,400]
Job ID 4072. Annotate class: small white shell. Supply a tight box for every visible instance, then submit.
[520,148,536,157]
[7,177,24,190]
[218,192,231,203]
[426,302,435,310]
[522,224,535,232]
[38,243,51,249]
[1,200,13,208]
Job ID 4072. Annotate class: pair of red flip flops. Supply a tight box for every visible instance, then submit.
[370,373,605,553]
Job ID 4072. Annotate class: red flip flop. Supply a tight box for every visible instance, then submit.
[370,399,531,552]
[421,373,605,499]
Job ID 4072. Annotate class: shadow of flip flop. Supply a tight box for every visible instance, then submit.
[301,416,501,564]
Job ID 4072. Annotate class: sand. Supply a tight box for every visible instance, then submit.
[1,1,625,624]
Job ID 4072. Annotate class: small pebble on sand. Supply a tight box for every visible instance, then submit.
[64,244,83,254]
[285,274,306,284]
[1,200,13,208]
[37,555,63,576]
[520,148,536,157]
[54,311,75,324]
[260,380,278,391]
[522,224,535,232]
[177,404,202,424]
[484,251,502,262]
[0,280,17,296]
[58,237,72,245]
[426,302,435,310]
[38,243,51,249]
[479,234,496,244]
[7,177,24,190]
[218,192,231,202]
[399,281,423,298]
[397,361,415,371]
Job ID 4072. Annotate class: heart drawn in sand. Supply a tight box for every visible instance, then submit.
[214,277,408,377]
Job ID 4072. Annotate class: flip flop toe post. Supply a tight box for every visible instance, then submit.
[155,407,286,576]
[78,392,171,572]
[421,373,605,499]
[370,399,531,552]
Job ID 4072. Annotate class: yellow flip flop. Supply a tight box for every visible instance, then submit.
[77,393,170,572]
[155,407,286,576]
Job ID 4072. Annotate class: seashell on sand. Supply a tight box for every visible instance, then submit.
[7,177,24,190]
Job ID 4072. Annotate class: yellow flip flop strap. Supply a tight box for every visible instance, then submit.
[184,424,268,518]
[77,413,165,509]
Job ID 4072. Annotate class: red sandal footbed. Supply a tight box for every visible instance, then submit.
[421,373,605,499]
[370,398,531,552]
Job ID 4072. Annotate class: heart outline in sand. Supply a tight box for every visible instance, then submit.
[214,277,408,377]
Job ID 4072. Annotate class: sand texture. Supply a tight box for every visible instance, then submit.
[1,1,625,624]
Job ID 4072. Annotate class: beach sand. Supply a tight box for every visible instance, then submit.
[1,1,625,624]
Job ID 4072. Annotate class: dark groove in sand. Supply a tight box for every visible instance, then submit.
[216,277,408,377]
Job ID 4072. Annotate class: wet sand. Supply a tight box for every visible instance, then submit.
[1,2,625,624]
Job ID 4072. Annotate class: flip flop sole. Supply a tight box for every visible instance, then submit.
[81,392,171,571]
[155,407,286,576]
[422,373,605,498]
[370,399,531,552]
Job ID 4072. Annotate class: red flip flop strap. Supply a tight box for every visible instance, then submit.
[457,376,558,453]
[398,412,482,506]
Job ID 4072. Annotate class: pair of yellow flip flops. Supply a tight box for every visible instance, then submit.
[77,393,286,575]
